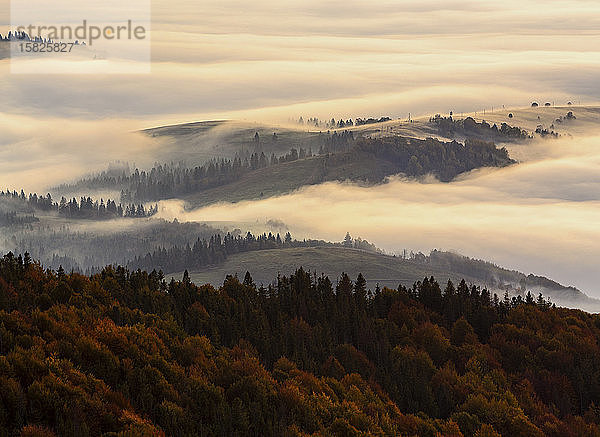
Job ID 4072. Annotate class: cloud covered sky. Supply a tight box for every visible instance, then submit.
[1,0,599,121]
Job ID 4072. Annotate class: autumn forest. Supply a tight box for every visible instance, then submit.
[1,252,599,436]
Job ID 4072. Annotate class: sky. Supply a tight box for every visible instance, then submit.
[1,0,599,120]
[1,0,600,295]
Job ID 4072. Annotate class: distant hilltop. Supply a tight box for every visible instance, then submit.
[0,30,86,45]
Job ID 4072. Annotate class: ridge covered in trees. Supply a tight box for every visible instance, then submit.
[128,231,380,274]
[53,134,514,205]
[1,252,600,436]
[53,138,355,204]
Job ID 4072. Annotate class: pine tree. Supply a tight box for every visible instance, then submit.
[243,271,254,288]
[343,232,353,248]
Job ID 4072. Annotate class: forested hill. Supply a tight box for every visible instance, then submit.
[57,135,514,207]
[2,252,600,436]
[142,236,598,313]
[429,115,532,142]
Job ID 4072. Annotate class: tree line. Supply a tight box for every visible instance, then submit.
[0,189,157,220]
[57,196,158,219]
[58,136,356,204]
[430,115,531,141]
[297,116,392,128]
[128,231,380,274]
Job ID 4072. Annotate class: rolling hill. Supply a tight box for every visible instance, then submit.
[178,246,600,313]
[59,105,600,209]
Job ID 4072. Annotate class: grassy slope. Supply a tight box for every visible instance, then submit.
[179,246,600,312]
[144,121,328,167]
[182,152,398,208]
[141,106,600,166]
[141,118,449,172]
[185,247,468,289]
[182,155,326,207]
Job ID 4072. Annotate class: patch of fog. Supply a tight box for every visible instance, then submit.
[0,114,167,193]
